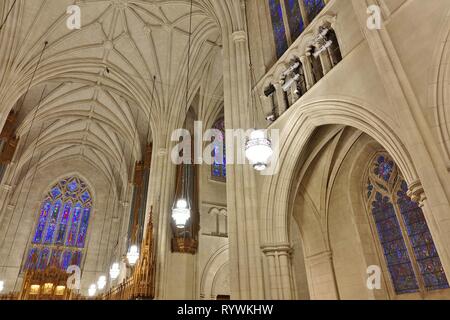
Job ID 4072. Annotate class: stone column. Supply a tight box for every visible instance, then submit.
[221,29,264,299]
[300,55,314,90]
[319,50,333,75]
[274,83,287,115]
[262,243,295,299]
[144,145,178,299]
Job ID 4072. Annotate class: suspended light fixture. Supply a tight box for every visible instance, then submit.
[242,2,274,171]
[126,245,139,266]
[172,199,191,228]
[109,262,120,280]
[97,275,107,290]
[245,130,273,171]
[0,280,4,293]
[88,284,97,297]
[171,0,193,229]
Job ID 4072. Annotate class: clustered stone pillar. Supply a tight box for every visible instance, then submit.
[261,244,295,299]
[221,29,264,299]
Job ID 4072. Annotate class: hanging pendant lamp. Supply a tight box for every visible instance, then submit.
[242,2,274,171]
[171,0,194,228]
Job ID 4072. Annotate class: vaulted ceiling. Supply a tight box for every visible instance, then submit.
[0,0,231,199]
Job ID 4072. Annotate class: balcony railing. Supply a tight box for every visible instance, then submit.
[257,0,342,123]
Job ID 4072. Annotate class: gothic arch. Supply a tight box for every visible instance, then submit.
[430,5,450,169]
[199,243,229,300]
[260,96,419,247]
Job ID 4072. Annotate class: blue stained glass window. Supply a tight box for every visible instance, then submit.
[285,0,304,40]
[49,249,62,267]
[211,118,226,181]
[269,0,289,58]
[24,248,39,270]
[370,191,419,294]
[397,181,449,291]
[38,247,50,270]
[68,180,78,192]
[44,201,62,244]
[55,202,72,244]
[71,251,82,266]
[81,191,91,203]
[67,203,82,246]
[303,0,325,23]
[51,187,61,199]
[61,251,72,270]
[374,156,394,182]
[24,176,93,272]
[76,207,91,248]
[366,153,449,295]
[32,201,52,243]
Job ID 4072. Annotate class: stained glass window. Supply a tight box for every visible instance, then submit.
[370,192,419,294]
[61,251,72,270]
[76,207,91,248]
[23,176,93,272]
[366,153,449,295]
[303,0,325,23]
[33,201,52,243]
[397,181,449,290]
[269,0,288,58]
[284,0,304,40]
[44,201,62,244]
[211,118,226,181]
[67,203,82,246]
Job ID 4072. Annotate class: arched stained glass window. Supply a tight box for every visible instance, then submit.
[397,181,449,290]
[24,176,93,271]
[267,0,326,59]
[211,118,226,181]
[284,0,304,40]
[365,153,449,295]
[303,0,325,23]
[269,0,288,58]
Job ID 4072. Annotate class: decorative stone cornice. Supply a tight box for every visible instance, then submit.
[407,180,426,205]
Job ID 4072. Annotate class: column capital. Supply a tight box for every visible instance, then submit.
[407,180,426,204]
[261,243,292,255]
[232,30,247,43]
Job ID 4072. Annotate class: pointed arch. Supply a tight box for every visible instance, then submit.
[24,175,93,271]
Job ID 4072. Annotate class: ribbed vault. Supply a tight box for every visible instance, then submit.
[0,0,231,199]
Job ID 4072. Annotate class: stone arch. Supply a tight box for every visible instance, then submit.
[199,243,229,300]
[260,96,418,247]
[430,5,450,169]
